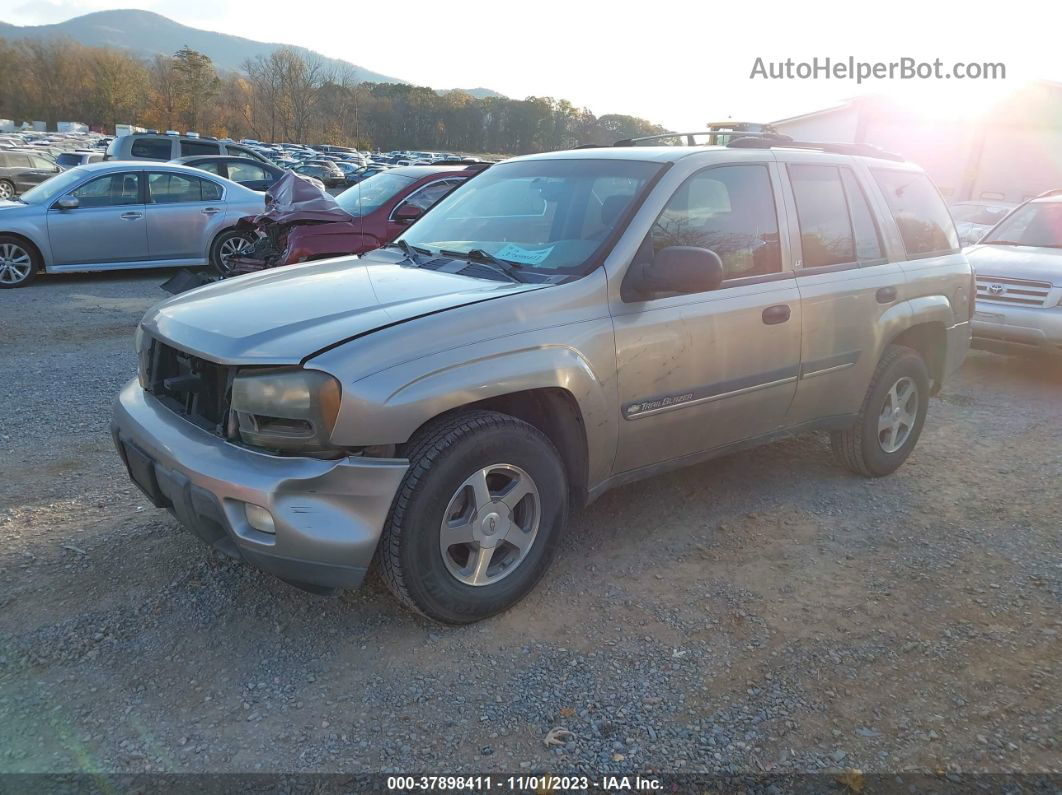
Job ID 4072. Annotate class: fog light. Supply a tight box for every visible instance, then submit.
[244,503,275,534]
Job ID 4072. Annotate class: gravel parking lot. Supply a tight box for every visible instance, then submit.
[0,271,1058,778]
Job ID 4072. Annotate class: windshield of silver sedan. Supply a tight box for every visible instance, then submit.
[398,159,662,273]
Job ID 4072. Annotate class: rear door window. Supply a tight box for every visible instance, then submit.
[789,164,854,268]
[227,161,271,183]
[871,169,959,258]
[788,164,884,267]
[192,160,222,175]
[147,172,214,203]
[180,140,221,157]
[130,138,174,160]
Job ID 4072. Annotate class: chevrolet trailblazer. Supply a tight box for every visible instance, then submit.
[112,135,972,623]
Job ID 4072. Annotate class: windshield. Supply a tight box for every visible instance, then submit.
[335,172,415,216]
[19,167,88,204]
[399,159,661,273]
[981,202,1062,248]
[952,203,1013,225]
[56,153,82,167]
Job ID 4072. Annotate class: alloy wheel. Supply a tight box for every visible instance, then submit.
[439,463,541,586]
[878,376,919,453]
[0,182,13,200]
[0,242,33,285]
[219,235,253,263]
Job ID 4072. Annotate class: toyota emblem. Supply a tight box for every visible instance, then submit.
[988,283,1005,295]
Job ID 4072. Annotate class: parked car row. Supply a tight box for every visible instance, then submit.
[0,161,265,287]
[0,149,62,200]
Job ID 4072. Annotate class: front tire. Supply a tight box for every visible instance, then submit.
[209,230,254,276]
[831,345,930,477]
[0,236,40,288]
[378,410,569,624]
[0,180,15,201]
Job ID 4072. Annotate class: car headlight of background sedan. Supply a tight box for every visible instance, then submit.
[230,367,341,454]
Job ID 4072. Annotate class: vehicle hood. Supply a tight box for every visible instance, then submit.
[253,170,354,225]
[0,200,32,214]
[143,250,548,365]
[965,244,1062,285]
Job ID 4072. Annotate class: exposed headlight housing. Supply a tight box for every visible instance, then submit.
[134,325,150,389]
[230,367,341,454]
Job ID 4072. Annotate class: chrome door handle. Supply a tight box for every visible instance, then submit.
[762,304,791,325]
[120,212,143,220]
[201,207,221,216]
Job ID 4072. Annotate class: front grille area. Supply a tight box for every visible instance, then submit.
[144,339,234,434]
[976,275,1052,307]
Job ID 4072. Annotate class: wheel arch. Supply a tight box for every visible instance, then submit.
[887,321,948,394]
[0,231,45,270]
[403,387,591,510]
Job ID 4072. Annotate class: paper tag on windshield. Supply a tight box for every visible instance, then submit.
[494,244,554,265]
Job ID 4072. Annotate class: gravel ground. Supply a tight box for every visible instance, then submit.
[0,271,1059,778]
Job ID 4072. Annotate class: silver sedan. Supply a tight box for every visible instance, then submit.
[0,161,264,288]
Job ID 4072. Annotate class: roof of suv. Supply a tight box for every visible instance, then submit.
[512,143,918,168]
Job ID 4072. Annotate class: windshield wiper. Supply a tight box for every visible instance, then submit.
[384,240,430,265]
[439,248,525,283]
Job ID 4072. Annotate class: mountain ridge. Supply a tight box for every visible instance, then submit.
[0,9,506,97]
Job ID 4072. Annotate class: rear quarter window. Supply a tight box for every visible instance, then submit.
[871,169,959,258]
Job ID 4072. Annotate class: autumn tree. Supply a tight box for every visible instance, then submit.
[172,46,219,131]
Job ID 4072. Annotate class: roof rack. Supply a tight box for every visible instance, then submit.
[727,134,905,162]
[609,128,904,162]
[613,129,774,147]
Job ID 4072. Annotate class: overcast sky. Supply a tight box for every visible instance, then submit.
[1,0,1058,130]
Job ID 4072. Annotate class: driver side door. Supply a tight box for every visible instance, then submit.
[47,171,148,266]
[611,162,802,473]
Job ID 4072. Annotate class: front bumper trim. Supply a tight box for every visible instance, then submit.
[111,379,408,590]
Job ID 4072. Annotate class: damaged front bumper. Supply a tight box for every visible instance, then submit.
[111,379,408,592]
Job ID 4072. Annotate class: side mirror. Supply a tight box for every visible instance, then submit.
[393,204,423,224]
[56,196,79,210]
[624,246,724,300]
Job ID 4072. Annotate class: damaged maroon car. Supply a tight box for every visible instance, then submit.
[222,163,490,275]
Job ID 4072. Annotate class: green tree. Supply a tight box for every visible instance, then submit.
[172,46,219,132]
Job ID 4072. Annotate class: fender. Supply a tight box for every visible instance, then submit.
[328,335,618,489]
[875,294,952,356]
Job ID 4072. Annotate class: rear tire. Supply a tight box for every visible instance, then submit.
[0,236,40,288]
[209,229,255,276]
[831,345,930,477]
[378,410,568,624]
[0,180,15,201]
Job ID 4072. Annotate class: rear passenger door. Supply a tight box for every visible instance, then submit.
[144,171,226,262]
[779,156,906,425]
[612,162,803,473]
